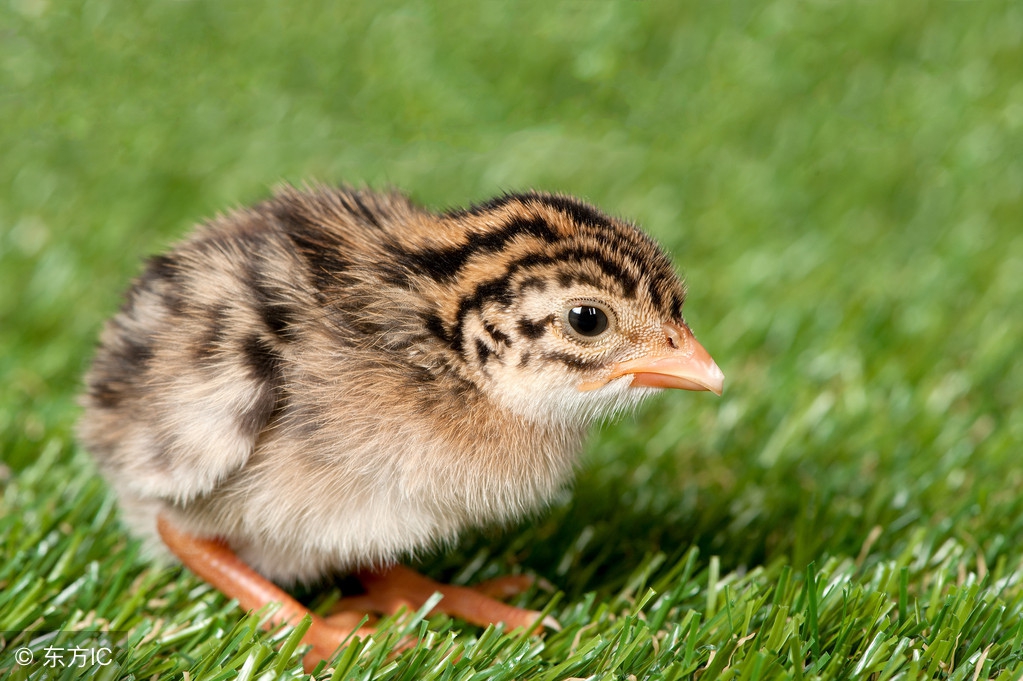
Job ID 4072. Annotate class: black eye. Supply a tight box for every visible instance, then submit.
[567,305,609,338]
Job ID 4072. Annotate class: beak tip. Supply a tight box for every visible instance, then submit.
[708,364,725,396]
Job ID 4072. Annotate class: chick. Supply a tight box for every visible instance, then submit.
[78,186,723,664]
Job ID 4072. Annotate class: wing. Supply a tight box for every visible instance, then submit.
[79,211,305,503]
[79,185,438,504]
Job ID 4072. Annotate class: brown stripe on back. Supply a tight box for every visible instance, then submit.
[272,198,352,291]
[241,334,283,385]
[342,191,385,229]
[137,254,185,315]
[442,191,533,219]
[193,304,228,360]
[245,264,300,343]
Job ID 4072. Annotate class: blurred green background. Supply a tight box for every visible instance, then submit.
[2,1,1023,678]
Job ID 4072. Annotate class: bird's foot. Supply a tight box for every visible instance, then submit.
[332,565,560,633]
[156,514,554,673]
[156,514,374,673]
[472,573,555,600]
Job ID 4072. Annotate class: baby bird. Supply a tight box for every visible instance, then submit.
[78,186,723,665]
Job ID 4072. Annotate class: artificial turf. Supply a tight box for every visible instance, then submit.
[2,1,1023,679]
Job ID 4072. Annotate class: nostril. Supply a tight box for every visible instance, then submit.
[662,323,683,350]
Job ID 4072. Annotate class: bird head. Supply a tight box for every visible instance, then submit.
[401,192,724,426]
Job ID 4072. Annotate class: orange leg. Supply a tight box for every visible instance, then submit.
[156,514,372,671]
[335,565,559,632]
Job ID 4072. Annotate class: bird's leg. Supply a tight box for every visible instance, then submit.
[466,574,543,600]
[332,565,558,632]
[156,514,372,671]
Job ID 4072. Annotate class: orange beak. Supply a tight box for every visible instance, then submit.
[581,322,724,395]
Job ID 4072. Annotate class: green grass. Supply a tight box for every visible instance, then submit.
[3,1,1023,678]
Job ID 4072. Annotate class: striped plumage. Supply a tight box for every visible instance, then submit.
[79,185,722,660]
